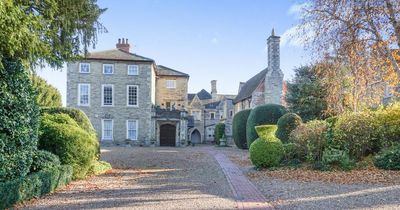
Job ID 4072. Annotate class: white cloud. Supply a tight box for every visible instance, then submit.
[287,2,309,19]
[281,23,314,48]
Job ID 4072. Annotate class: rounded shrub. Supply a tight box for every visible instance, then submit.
[276,113,303,143]
[30,150,61,172]
[246,104,287,147]
[0,58,39,182]
[232,109,251,149]
[334,111,380,160]
[214,123,225,145]
[374,144,400,170]
[249,125,284,168]
[289,120,328,162]
[375,103,400,146]
[39,113,98,179]
[41,107,99,158]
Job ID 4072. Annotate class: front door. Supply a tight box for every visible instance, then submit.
[160,124,176,146]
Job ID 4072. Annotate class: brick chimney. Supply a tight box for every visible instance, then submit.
[116,38,130,53]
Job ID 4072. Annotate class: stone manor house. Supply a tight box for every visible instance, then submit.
[67,38,235,146]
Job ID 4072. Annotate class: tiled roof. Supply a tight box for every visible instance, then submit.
[197,89,212,100]
[156,65,189,77]
[85,49,154,62]
[204,101,221,109]
[187,93,196,102]
[233,68,268,103]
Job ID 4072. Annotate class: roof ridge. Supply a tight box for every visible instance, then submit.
[157,65,189,76]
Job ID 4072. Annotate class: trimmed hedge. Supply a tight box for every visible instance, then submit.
[276,113,302,143]
[249,125,284,168]
[40,107,100,158]
[0,165,73,209]
[0,58,40,182]
[39,113,98,179]
[214,123,225,145]
[246,104,287,147]
[30,150,61,173]
[232,109,251,149]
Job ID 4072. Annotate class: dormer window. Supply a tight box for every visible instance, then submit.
[103,64,114,74]
[128,65,139,75]
[79,63,90,73]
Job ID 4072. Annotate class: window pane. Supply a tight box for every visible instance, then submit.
[128,65,138,75]
[127,120,137,140]
[103,120,113,140]
[166,80,176,88]
[103,86,113,105]
[79,84,89,105]
[80,63,90,73]
[103,64,113,74]
[128,86,138,106]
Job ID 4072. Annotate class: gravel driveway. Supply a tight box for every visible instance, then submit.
[20,146,237,210]
[219,147,400,210]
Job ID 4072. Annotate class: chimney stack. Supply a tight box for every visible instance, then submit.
[267,28,280,71]
[116,38,130,52]
[211,80,217,98]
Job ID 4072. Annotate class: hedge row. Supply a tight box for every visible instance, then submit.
[0,165,73,209]
[232,109,251,149]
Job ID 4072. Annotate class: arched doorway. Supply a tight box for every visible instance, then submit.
[160,124,176,146]
[191,130,201,144]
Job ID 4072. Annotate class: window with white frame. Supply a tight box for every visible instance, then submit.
[102,85,113,106]
[103,64,114,74]
[78,84,90,106]
[102,119,113,140]
[128,65,139,75]
[79,63,90,73]
[166,80,176,89]
[126,120,138,140]
[127,85,138,106]
[210,112,215,120]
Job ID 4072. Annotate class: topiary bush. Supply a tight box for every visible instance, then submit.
[232,109,251,149]
[41,107,99,158]
[289,120,328,162]
[214,123,225,145]
[334,111,380,160]
[246,104,287,147]
[249,125,284,168]
[276,113,303,143]
[39,113,98,179]
[30,150,61,173]
[0,58,40,182]
[374,144,400,170]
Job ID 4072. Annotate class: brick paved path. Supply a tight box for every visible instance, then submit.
[211,151,273,210]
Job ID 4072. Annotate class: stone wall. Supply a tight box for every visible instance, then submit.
[156,75,188,110]
[66,60,154,145]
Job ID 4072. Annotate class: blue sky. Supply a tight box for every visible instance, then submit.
[37,0,310,105]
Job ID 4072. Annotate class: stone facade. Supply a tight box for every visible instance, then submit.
[67,39,189,147]
[234,29,284,113]
[187,81,236,144]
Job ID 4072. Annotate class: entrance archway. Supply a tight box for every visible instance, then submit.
[160,124,176,146]
[190,130,201,144]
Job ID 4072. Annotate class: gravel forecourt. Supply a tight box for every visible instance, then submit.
[19,146,237,210]
[219,146,400,210]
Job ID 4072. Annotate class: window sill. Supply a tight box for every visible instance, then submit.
[127,105,139,107]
